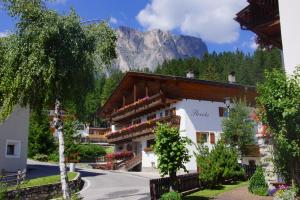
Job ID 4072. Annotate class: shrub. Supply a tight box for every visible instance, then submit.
[48,152,59,162]
[195,141,244,187]
[78,144,106,161]
[33,154,48,162]
[248,166,268,196]
[160,191,182,200]
[0,182,7,200]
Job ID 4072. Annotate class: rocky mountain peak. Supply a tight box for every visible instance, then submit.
[114,26,208,71]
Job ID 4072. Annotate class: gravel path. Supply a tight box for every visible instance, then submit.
[216,186,272,200]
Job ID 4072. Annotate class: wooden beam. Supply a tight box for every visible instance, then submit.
[145,83,149,97]
[123,96,126,107]
[133,84,137,102]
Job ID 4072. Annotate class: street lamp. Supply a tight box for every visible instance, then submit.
[224,97,231,117]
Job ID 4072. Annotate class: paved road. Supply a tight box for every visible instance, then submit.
[79,168,150,200]
[27,160,151,200]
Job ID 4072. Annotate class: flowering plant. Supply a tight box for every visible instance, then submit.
[273,185,297,200]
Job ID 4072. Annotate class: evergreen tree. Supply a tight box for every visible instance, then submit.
[200,64,220,81]
[195,141,244,187]
[28,111,56,157]
[222,100,255,156]
[101,69,124,105]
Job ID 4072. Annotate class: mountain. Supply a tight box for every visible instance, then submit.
[114,26,208,71]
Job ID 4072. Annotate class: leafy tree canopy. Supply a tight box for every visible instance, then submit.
[257,68,300,187]
[153,123,191,177]
[0,0,116,121]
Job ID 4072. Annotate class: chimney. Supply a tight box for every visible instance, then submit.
[186,70,195,78]
[228,71,236,83]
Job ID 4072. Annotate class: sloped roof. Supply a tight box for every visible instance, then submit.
[99,72,256,117]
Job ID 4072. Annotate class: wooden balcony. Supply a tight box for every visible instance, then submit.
[110,93,174,122]
[107,115,181,143]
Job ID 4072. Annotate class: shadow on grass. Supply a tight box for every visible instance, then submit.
[183,183,244,200]
[183,196,213,200]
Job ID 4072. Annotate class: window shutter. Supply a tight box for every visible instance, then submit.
[219,107,224,117]
[210,133,215,144]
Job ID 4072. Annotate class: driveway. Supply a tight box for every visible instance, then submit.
[27,160,151,200]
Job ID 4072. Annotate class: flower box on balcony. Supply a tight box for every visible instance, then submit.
[144,147,153,152]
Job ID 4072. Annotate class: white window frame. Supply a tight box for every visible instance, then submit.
[5,140,21,159]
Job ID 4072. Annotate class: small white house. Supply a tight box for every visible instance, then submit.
[100,72,260,171]
[0,106,29,172]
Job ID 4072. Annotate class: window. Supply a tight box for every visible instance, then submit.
[165,108,176,116]
[196,132,209,144]
[147,113,156,121]
[132,118,141,125]
[147,139,155,148]
[219,107,229,117]
[5,140,21,158]
[249,160,256,167]
[210,133,215,144]
[7,145,15,155]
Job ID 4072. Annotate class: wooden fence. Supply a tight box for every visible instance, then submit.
[0,169,26,186]
[150,173,199,200]
[149,165,257,200]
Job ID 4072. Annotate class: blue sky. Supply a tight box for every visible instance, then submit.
[0,0,256,54]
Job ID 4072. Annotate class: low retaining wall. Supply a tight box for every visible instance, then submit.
[5,172,83,200]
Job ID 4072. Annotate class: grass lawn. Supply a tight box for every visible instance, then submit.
[8,172,77,190]
[184,181,248,200]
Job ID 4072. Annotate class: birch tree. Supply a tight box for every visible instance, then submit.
[0,1,116,199]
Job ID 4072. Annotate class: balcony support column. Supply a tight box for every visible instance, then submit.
[133,84,137,102]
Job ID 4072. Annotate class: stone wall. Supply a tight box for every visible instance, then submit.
[5,173,83,200]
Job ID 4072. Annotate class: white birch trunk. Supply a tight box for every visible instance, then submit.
[54,99,71,199]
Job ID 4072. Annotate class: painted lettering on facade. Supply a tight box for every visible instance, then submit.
[191,109,209,117]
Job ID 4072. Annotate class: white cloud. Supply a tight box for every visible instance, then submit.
[250,36,258,49]
[0,31,10,38]
[109,17,118,25]
[49,0,67,4]
[136,0,247,44]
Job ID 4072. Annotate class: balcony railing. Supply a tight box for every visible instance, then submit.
[111,93,166,122]
[107,115,181,143]
[81,137,108,144]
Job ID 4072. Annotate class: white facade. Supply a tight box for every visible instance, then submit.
[114,98,260,171]
[278,0,300,75]
[175,99,226,170]
[0,106,29,172]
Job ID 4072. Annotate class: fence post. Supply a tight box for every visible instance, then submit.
[17,169,21,185]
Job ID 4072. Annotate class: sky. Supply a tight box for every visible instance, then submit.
[0,0,257,54]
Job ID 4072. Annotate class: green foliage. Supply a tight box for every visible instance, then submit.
[161,191,182,200]
[257,68,300,186]
[195,141,244,187]
[0,0,116,122]
[78,144,106,161]
[153,123,192,177]
[28,110,56,158]
[48,152,59,162]
[222,100,255,156]
[274,187,297,200]
[83,73,106,123]
[63,118,81,159]
[32,154,49,162]
[155,49,282,85]
[0,182,7,200]
[248,166,268,196]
